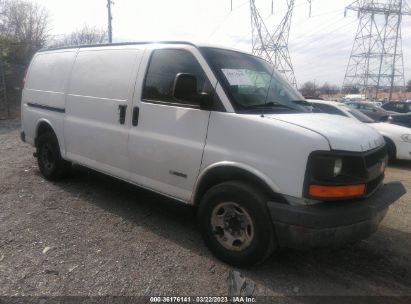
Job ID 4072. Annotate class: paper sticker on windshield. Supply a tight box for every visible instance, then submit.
[221,69,252,86]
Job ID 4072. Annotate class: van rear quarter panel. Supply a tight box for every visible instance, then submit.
[22,50,77,152]
[24,50,77,109]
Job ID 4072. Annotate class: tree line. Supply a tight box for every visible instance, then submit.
[298,81,344,97]
[0,0,106,90]
[299,80,411,97]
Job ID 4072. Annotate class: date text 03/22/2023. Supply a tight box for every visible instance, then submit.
[149,296,256,303]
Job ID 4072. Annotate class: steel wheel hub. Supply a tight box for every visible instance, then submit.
[41,144,55,171]
[211,202,254,251]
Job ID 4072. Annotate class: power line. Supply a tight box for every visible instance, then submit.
[291,16,348,44]
[264,0,312,21]
[208,0,249,40]
[290,11,344,40]
[291,19,358,52]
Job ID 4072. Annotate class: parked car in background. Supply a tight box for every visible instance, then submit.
[382,101,411,113]
[346,101,396,121]
[309,100,411,161]
[342,94,366,102]
[389,113,411,129]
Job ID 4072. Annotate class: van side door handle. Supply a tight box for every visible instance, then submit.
[118,104,127,124]
[132,106,139,126]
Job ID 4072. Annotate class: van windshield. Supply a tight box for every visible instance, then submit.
[200,47,311,113]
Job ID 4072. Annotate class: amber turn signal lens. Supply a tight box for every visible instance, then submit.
[308,184,365,199]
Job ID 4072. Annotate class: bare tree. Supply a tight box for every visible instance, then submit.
[0,0,49,48]
[0,0,49,89]
[51,25,107,47]
[299,81,319,97]
[342,85,360,94]
[319,82,340,96]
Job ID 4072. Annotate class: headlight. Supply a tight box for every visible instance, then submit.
[309,155,346,181]
[305,149,386,200]
[333,158,342,176]
[401,134,411,143]
[307,153,366,183]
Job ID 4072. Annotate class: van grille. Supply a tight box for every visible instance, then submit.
[364,146,387,196]
[365,145,387,168]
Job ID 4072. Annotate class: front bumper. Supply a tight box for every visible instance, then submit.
[268,182,406,249]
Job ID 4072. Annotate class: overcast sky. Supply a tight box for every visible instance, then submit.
[33,0,411,87]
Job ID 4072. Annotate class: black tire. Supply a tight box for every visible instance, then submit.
[384,137,396,162]
[37,132,71,181]
[197,181,276,267]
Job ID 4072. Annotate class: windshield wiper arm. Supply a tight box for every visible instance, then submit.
[291,100,312,106]
[244,102,295,110]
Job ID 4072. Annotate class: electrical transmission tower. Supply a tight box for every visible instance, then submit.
[343,0,411,100]
[250,0,311,88]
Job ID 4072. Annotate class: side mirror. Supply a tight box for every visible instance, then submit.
[172,73,213,110]
[173,73,197,102]
[197,92,213,111]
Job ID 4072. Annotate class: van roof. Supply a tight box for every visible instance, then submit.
[38,41,255,57]
[39,41,200,52]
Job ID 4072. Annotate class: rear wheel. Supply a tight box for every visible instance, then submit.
[37,132,71,181]
[198,181,276,267]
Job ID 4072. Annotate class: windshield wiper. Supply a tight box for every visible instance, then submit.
[244,102,295,111]
[291,100,312,106]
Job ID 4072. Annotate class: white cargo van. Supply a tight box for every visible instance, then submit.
[21,42,405,266]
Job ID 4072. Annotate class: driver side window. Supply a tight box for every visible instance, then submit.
[142,49,212,107]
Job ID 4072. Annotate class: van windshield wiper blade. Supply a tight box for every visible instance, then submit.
[244,102,295,111]
[291,99,312,106]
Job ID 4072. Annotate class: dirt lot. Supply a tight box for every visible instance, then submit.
[1,104,411,298]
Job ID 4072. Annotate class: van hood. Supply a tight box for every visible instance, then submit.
[266,113,385,152]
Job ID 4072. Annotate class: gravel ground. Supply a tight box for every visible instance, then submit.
[0,111,411,298]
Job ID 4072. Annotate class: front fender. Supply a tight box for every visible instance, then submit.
[192,161,281,204]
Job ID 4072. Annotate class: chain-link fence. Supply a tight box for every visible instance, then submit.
[0,60,9,119]
[0,40,38,119]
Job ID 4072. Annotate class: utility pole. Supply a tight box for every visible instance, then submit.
[343,0,411,100]
[307,0,312,17]
[107,0,113,43]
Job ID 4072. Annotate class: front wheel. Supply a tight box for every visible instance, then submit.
[198,181,276,267]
